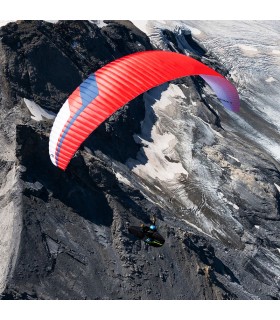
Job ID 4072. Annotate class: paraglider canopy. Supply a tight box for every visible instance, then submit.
[49,50,240,170]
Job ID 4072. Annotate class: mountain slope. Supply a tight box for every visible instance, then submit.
[0,20,280,300]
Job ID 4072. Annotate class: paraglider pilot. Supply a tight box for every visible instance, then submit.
[141,215,165,247]
[128,214,165,247]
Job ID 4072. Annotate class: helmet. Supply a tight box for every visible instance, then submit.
[150,225,156,231]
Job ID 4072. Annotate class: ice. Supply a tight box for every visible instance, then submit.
[180,21,280,163]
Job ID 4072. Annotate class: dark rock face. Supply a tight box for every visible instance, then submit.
[0,20,280,300]
[4,124,232,300]
[0,20,152,111]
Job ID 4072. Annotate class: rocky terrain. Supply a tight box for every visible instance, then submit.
[0,20,280,299]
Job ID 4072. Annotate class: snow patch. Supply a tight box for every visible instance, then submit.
[127,84,189,182]
[272,49,280,55]
[274,183,280,193]
[132,20,150,35]
[168,84,186,99]
[238,44,258,52]
[91,20,108,28]
[182,25,201,36]
[228,155,240,163]
[217,192,239,210]
[255,225,260,229]
[44,20,58,24]
[237,44,258,56]
[24,98,56,121]
[130,131,188,181]
[265,76,277,83]
[115,172,131,187]
[183,219,214,238]
[0,20,15,27]
[154,185,162,191]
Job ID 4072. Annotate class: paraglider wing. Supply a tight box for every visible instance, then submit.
[49,50,240,170]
